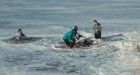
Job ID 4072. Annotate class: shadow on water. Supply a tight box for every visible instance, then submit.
[2,36,43,44]
[102,34,126,42]
[29,61,80,73]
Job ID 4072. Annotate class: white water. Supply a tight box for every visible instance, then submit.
[0,0,140,75]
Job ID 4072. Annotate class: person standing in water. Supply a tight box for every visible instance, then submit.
[15,29,26,40]
[93,20,102,44]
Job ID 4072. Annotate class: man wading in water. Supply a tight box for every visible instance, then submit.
[93,20,102,44]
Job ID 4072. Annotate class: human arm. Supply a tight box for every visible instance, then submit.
[76,32,86,39]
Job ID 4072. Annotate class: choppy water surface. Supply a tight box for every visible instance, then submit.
[0,0,140,75]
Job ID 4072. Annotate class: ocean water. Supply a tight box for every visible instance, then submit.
[0,0,140,75]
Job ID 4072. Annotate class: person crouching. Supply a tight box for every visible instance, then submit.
[63,26,81,48]
[15,29,26,40]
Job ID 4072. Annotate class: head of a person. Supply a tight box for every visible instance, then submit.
[93,20,97,23]
[73,25,78,31]
[18,29,22,33]
[73,25,78,34]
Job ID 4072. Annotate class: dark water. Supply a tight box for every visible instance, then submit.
[0,0,140,36]
[0,0,140,75]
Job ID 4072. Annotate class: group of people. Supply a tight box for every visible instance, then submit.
[63,19,102,48]
[15,19,102,48]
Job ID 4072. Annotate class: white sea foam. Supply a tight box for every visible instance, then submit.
[0,0,140,75]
